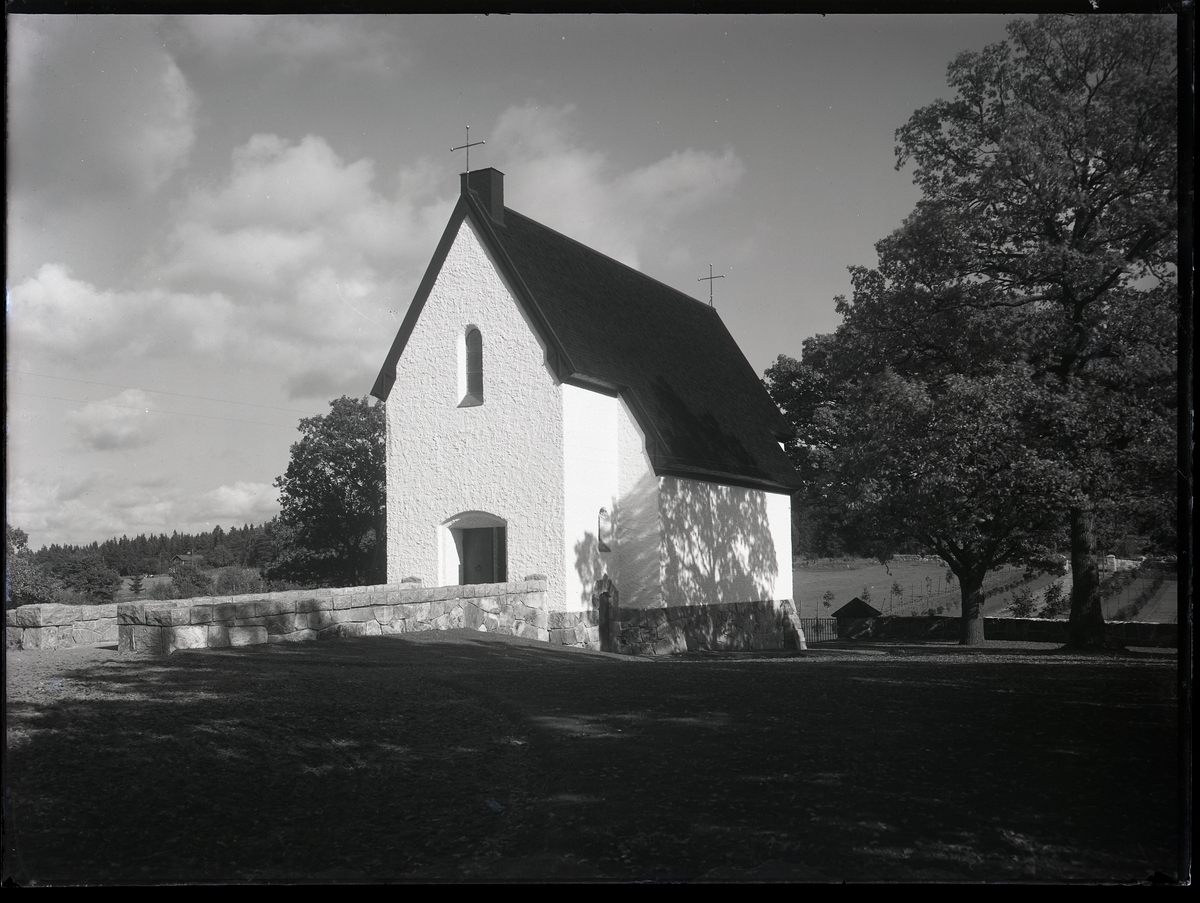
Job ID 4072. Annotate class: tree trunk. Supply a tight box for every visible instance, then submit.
[1066,507,1113,649]
[958,574,986,646]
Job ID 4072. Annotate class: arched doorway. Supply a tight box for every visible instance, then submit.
[440,512,507,586]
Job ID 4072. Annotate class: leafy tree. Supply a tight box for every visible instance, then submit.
[6,524,64,608]
[1010,586,1038,618]
[270,396,386,587]
[1040,581,1069,619]
[890,14,1178,647]
[834,366,1068,643]
[40,548,123,604]
[170,563,214,599]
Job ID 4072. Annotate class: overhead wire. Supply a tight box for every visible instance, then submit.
[9,391,307,429]
[7,369,324,416]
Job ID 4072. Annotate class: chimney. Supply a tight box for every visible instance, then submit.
[461,167,504,225]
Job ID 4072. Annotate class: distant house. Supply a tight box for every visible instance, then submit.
[371,167,802,627]
[169,553,204,574]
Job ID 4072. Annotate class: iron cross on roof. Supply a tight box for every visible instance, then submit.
[450,126,485,175]
[698,263,724,307]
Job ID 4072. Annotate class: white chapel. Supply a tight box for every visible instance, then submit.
[371,168,802,618]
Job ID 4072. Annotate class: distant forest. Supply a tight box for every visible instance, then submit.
[33,521,288,577]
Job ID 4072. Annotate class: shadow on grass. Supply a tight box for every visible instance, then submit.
[4,633,1183,884]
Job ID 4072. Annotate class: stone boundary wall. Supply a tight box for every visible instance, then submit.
[116,576,605,656]
[837,615,1177,647]
[6,603,120,650]
[613,599,799,656]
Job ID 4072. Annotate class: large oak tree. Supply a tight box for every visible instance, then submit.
[883,14,1177,647]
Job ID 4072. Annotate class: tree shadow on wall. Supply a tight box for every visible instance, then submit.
[573,470,780,622]
[657,477,778,607]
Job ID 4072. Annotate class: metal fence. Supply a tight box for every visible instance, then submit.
[796,618,839,643]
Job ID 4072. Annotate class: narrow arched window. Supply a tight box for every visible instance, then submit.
[598,507,613,552]
[460,327,483,406]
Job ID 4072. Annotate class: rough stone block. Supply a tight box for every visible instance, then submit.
[517,621,540,640]
[204,625,229,648]
[20,626,53,649]
[329,622,356,638]
[373,606,394,624]
[308,610,335,630]
[123,625,166,655]
[7,627,25,649]
[209,602,237,622]
[265,613,299,635]
[141,604,182,627]
[8,607,45,628]
[189,605,216,625]
[53,605,87,626]
[256,597,296,616]
[270,629,317,644]
[69,626,99,646]
[168,625,208,652]
[232,616,269,629]
[652,638,676,656]
[380,619,407,636]
[228,626,267,647]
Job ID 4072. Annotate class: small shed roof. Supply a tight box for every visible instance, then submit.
[831,597,881,618]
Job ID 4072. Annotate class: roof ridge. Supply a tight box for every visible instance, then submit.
[501,207,723,316]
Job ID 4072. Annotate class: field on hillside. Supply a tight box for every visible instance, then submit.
[791,558,1176,623]
[791,558,1025,620]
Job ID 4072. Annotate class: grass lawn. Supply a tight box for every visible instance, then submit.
[4,633,1183,884]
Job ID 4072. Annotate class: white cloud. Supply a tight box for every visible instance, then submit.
[8,133,455,399]
[68,390,157,451]
[189,482,280,524]
[492,104,745,269]
[6,264,236,370]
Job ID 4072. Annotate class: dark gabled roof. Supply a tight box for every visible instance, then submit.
[831,598,882,618]
[372,174,802,493]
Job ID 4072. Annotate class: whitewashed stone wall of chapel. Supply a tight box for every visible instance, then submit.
[384,218,567,607]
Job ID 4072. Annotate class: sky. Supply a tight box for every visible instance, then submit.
[6,14,1021,550]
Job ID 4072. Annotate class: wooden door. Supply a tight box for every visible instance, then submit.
[462,528,494,585]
